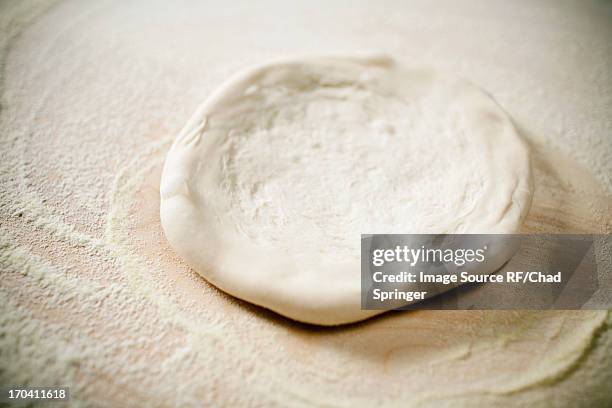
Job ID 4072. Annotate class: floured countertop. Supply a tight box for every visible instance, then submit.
[1,1,611,406]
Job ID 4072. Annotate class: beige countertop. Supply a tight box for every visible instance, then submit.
[1,1,611,406]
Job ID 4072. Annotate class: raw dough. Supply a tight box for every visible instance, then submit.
[160,55,533,325]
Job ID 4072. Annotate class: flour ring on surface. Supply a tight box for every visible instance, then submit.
[160,55,533,325]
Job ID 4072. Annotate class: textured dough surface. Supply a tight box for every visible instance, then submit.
[160,56,533,325]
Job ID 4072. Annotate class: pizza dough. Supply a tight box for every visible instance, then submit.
[160,55,533,325]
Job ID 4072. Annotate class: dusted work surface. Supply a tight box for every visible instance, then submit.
[1,1,611,407]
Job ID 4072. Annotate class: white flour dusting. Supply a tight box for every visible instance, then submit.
[1,1,611,406]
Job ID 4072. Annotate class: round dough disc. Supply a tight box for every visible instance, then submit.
[160,56,533,325]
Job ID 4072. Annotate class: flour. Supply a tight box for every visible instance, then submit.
[1,0,611,406]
